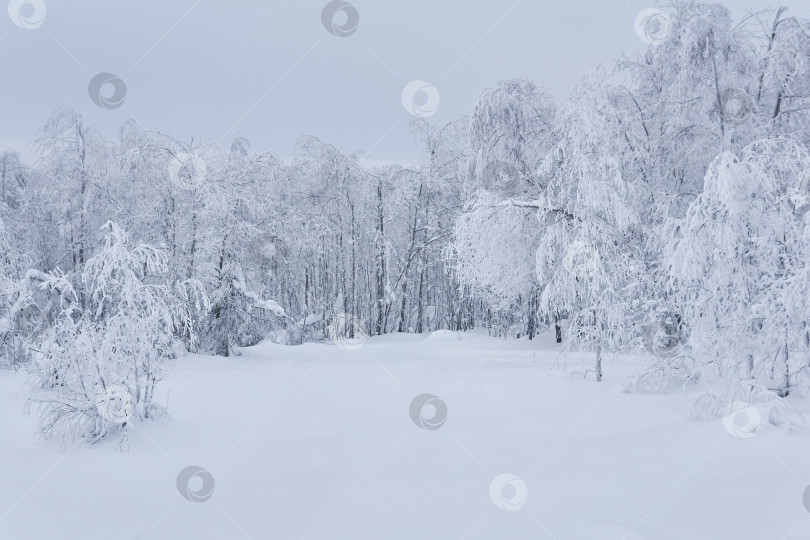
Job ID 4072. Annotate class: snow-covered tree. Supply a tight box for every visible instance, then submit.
[667,140,810,414]
[534,76,644,380]
[452,80,554,337]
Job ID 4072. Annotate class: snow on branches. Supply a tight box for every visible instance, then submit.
[26,222,203,444]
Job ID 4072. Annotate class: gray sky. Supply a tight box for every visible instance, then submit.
[1,0,806,162]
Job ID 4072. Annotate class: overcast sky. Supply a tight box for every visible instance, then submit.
[1,0,807,161]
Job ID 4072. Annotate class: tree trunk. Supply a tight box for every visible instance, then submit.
[350,202,356,339]
[595,343,603,382]
[527,288,537,340]
[375,178,386,335]
[416,264,425,333]
[554,308,562,343]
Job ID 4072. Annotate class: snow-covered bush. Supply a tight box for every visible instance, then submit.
[0,269,74,370]
[0,218,17,368]
[26,222,194,444]
[201,261,288,356]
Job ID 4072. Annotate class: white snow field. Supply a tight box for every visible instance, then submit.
[1,330,809,540]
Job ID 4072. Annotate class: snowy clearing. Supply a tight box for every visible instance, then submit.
[1,331,808,540]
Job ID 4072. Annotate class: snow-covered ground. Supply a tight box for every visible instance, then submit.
[1,331,808,539]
